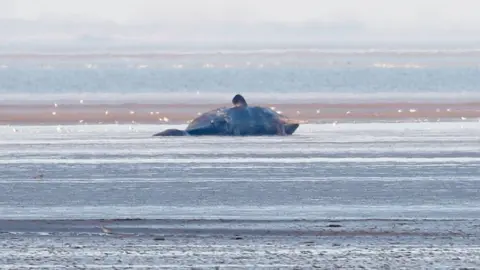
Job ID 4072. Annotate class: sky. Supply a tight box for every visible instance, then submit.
[1,0,480,48]
[0,0,477,30]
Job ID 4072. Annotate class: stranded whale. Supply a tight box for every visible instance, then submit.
[153,94,301,136]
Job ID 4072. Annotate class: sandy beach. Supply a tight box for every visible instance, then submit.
[1,101,480,125]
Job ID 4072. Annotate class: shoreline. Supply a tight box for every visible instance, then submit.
[0,218,476,237]
[1,101,479,125]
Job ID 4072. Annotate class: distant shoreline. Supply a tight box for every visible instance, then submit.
[1,101,479,125]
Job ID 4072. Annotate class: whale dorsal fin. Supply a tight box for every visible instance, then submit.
[232,94,248,107]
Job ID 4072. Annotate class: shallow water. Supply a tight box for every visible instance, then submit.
[1,122,479,221]
[1,122,480,268]
[2,49,480,268]
[1,50,480,105]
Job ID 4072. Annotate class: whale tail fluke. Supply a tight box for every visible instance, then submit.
[153,129,189,136]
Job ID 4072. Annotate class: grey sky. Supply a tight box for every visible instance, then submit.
[1,0,480,49]
[2,0,478,31]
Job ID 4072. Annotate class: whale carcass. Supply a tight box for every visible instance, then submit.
[153,94,301,136]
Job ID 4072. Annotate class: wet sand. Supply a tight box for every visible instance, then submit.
[1,101,480,125]
[3,234,479,269]
[0,218,478,269]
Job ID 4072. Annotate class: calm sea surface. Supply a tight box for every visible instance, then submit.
[1,49,479,221]
[1,122,479,221]
[1,50,480,103]
[1,51,479,268]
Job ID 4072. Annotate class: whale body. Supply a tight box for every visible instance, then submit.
[153,94,300,136]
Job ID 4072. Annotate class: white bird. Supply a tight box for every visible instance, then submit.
[461,117,467,121]
[270,106,276,110]
[12,128,18,133]
[398,109,403,113]
[52,112,56,115]
[316,109,320,114]
[446,108,451,112]
[346,111,351,115]
[163,117,169,122]
[100,226,112,234]
[105,111,109,115]
[54,103,58,108]
[129,110,135,115]
[79,120,84,123]
[409,109,417,113]
[296,111,301,115]
[80,99,84,104]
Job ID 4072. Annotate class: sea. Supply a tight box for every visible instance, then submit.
[1,48,480,104]
[0,48,479,268]
[1,122,480,221]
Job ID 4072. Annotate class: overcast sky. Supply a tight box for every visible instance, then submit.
[1,0,480,49]
[0,0,478,30]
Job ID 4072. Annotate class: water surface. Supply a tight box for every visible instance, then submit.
[1,122,479,221]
